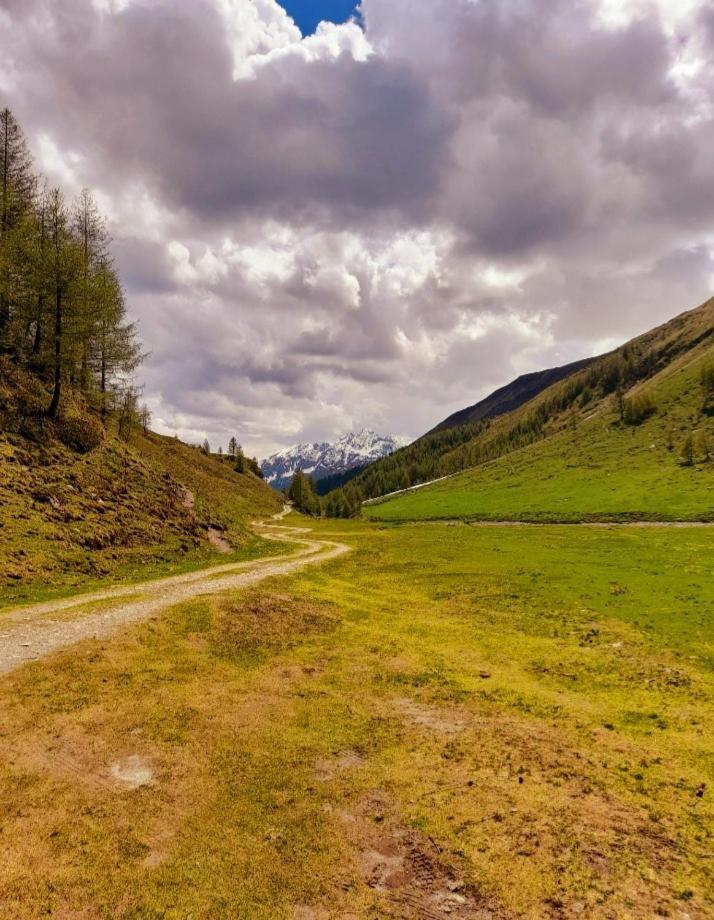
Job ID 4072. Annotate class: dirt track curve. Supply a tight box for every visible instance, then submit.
[0,507,349,677]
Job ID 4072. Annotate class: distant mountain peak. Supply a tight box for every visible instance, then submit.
[261,429,409,491]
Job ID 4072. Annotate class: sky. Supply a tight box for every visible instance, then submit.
[1,0,713,458]
[280,1,360,35]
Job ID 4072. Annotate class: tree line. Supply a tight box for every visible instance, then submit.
[199,436,263,478]
[0,107,141,422]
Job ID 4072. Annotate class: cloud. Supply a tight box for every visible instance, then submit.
[1,0,712,454]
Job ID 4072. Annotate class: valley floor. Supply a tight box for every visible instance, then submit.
[0,517,711,918]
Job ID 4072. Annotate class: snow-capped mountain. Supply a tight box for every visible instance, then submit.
[261,429,410,491]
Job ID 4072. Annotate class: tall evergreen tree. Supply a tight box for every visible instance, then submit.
[288,470,320,516]
[0,108,35,336]
[46,188,80,418]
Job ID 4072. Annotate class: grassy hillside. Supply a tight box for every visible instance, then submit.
[0,359,282,606]
[328,297,714,517]
[363,300,714,522]
[367,342,714,522]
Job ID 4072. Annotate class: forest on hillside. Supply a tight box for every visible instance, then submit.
[0,107,141,434]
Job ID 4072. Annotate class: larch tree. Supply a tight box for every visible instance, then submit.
[46,188,80,418]
[0,107,35,337]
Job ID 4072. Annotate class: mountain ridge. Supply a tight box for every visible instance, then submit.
[430,356,595,433]
[261,429,409,491]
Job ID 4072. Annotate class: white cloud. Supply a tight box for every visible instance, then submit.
[4,0,713,455]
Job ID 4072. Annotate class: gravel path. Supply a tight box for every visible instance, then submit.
[0,508,349,677]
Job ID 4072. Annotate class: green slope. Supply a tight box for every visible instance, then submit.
[0,360,282,605]
[367,318,714,523]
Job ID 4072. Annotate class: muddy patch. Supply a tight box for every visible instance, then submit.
[393,697,467,735]
[109,754,153,789]
[345,792,509,919]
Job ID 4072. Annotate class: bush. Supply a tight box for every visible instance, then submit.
[55,412,106,453]
[680,433,695,466]
[623,393,656,425]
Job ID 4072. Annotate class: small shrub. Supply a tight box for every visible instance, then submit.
[56,412,106,453]
[680,433,695,467]
[623,393,656,426]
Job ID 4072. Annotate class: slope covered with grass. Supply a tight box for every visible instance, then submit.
[327,298,714,516]
[366,309,714,522]
[0,359,282,606]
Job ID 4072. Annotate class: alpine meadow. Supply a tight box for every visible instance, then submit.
[0,2,713,920]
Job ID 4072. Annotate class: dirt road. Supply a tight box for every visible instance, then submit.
[0,509,349,676]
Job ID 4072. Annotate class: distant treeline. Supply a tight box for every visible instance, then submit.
[0,107,141,420]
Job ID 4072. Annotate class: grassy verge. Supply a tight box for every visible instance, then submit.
[0,519,711,917]
[0,536,291,613]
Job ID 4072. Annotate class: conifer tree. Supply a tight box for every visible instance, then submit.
[46,188,80,418]
[288,470,320,516]
[0,107,34,337]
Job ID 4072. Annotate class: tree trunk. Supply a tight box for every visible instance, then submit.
[100,346,107,419]
[32,293,43,355]
[48,286,62,419]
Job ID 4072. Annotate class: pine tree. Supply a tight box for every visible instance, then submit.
[0,107,35,337]
[288,470,320,515]
[46,188,80,418]
[73,189,110,389]
[92,260,141,416]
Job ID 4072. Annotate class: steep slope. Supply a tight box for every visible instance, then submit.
[0,359,282,605]
[326,297,713,516]
[262,429,409,491]
[430,357,594,432]
[365,299,714,522]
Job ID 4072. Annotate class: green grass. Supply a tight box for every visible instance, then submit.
[0,518,711,917]
[367,350,714,522]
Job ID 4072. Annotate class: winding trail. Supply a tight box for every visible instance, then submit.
[0,507,349,677]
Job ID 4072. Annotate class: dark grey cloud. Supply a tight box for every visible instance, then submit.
[5,0,451,228]
[1,0,712,455]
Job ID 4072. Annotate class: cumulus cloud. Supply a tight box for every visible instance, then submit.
[1,0,712,454]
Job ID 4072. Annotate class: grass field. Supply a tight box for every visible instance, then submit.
[0,517,711,918]
[366,350,714,523]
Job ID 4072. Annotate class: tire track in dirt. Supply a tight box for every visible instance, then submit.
[0,508,349,676]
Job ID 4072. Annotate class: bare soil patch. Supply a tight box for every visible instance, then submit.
[110,754,153,789]
[393,696,467,735]
[207,526,232,554]
[341,791,512,919]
